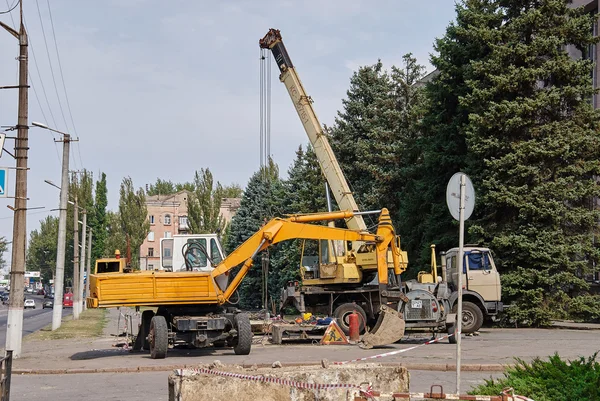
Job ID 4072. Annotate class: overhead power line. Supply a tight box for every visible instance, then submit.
[0,0,18,14]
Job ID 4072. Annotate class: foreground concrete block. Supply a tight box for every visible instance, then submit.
[168,362,409,401]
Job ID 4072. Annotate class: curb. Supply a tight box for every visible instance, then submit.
[12,361,508,375]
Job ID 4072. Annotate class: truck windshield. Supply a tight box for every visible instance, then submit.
[96,261,121,274]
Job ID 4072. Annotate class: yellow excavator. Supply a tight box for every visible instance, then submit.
[260,29,410,346]
[86,209,405,358]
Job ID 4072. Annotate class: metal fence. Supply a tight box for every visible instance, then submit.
[0,350,12,401]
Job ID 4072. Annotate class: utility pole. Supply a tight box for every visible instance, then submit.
[77,210,86,315]
[50,135,70,330]
[2,3,29,358]
[72,193,80,320]
[84,228,92,311]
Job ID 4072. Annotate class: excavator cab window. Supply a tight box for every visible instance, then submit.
[301,240,320,279]
[96,261,121,274]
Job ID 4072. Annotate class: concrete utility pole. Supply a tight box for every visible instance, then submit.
[72,194,80,320]
[52,134,70,330]
[84,228,92,311]
[77,210,86,315]
[2,4,29,358]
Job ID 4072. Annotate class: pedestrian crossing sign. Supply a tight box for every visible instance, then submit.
[0,168,7,197]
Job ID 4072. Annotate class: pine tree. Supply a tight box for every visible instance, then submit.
[460,0,600,324]
[225,160,284,309]
[399,0,499,270]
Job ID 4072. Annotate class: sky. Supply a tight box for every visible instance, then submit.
[0,0,458,268]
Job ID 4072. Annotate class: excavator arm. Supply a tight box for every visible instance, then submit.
[259,29,366,232]
[211,210,394,304]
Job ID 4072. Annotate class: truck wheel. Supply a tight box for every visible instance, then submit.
[149,315,168,359]
[457,302,484,334]
[333,303,367,335]
[233,313,252,355]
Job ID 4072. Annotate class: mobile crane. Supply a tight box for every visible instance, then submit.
[86,209,405,358]
[260,28,502,338]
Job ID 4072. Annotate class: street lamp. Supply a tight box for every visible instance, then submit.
[33,122,71,330]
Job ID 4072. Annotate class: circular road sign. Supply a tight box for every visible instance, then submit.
[446,172,475,221]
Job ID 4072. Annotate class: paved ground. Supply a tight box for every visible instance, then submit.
[7,307,600,400]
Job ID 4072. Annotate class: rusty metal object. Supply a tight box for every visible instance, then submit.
[359,305,405,349]
[259,28,282,49]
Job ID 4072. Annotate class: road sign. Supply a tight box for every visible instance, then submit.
[446,172,475,221]
[0,168,7,198]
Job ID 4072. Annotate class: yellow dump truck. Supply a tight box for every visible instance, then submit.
[87,209,406,358]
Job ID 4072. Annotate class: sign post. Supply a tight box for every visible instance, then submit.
[446,172,475,395]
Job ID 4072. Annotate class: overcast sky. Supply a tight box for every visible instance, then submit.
[0,0,457,267]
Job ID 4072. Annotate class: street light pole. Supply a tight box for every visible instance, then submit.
[84,227,92,311]
[33,125,73,331]
[77,209,86,316]
[72,193,79,320]
[2,4,29,358]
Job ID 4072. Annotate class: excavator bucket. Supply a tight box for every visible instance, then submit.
[359,305,405,349]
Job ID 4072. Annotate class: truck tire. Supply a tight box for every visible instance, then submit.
[457,301,484,334]
[333,303,367,335]
[233,313,252,355]
[149,315,168,359]
[133,310,154,351]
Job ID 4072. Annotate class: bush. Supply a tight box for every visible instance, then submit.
[470,353,600,401]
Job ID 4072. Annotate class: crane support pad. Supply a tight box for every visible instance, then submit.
[359,305,405,349]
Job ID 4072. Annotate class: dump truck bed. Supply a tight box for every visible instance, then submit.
[87,270,222,308]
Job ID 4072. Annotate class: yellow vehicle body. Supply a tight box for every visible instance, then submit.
[87,209,403,310]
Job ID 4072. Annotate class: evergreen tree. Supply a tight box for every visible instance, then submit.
[328,61,396,213]
[460,0,600,324]
[400,0,499,270]
[119,177,150,269]
[225,160,284,309]
[91,172,108,264]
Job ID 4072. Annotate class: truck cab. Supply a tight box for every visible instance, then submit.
[159,234,224,273]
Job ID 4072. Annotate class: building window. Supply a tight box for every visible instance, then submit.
[148,231,155,241]
[148,248,154,257]
[165,232,172,239]
[179,216,188,227]
[164,214,171,225]
[148,264,154,270]
[149,215,155,224]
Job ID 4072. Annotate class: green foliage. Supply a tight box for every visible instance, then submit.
[225,160,284,310]
[104,211,126,258]
[0,236,8,272]
[118,177,150,269]
[459,0,600,325]
[25,217,58,284]
[221,184,243,199]
[187,168,225,235]
[90,172,108,265]
[146,178,177,196]
[471,353,600,401]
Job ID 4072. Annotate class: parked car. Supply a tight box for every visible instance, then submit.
[25,287,34,294]
[24,299,35,309]
[42,299,53,309]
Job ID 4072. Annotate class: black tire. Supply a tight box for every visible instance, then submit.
[333,303,367,335]
[233,313,252,355]
[149,315,168,359]
[455,301,484,334]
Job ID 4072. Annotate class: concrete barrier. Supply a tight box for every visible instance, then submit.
[168,362,409,401]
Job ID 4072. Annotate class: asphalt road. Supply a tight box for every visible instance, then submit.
[0,294,71,346]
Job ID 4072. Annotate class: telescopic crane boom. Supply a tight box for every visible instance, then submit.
[259,29,367,232]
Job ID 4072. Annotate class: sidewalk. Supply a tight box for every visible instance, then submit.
[11,308,600,375]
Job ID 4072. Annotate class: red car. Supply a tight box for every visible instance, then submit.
[63,292,73,308]
[37,289,45,295]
